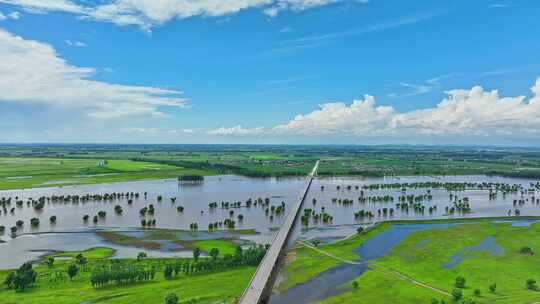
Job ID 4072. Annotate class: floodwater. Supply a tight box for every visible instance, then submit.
[1,174,539,270]
[0,175,305,268]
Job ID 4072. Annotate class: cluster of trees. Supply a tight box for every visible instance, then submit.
[4,263,37,291]
[431,277,501,304]
[90,263,157,287]
[178,175,204,183]
[164,245,267,277]
[301,208,333,225]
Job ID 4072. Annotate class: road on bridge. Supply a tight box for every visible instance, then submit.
[238,161,319,304]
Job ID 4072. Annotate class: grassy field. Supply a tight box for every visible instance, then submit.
[0,157,215,190]
[0,248,254,304]
[2,145,540,189]
[280,218,540,304]
[191,240,239,256]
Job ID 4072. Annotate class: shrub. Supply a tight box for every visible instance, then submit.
[520,246,534,255]
[452,289,463,301]
[526,279,537,290]
[165,293,179,304]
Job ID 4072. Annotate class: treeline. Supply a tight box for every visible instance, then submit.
[317,170,385,177]
[178,175,204,182]
[90,245,267,287]
[487,170,540,179]
[90,263,156,287]
[132,158,306,177]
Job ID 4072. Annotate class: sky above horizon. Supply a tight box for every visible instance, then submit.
[0,0,539,146]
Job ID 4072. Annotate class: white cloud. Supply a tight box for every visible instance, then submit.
[8,11,21,19]
[272,77,540,138]
[65,39,86,47]
[0,0,85,13]
[0,10,21,20]
[388,83,432,98]
[1,0,351,29]
[207,125,265,136]
[264,0,342,16]
[490,3,512,8]
[274,95,394,135]
[0,28,187,119]
[388,73,461,99]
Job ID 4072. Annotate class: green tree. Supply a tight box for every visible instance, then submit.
[352,280,359,289]
[137,252,148,261]
[75,253,87,265]
[165,293,179,304]
[44,257,55,268]
[474,289,481,296]
[4,263,37,291]
[67,264,78,280]
[455,276,466,288]
[520,246,534,254]
[210,248,220,260]
[193,248,201,262]
[164,265,174,280]
[489,283,497,293]
[526,279,537,290]
[452,289,463,301]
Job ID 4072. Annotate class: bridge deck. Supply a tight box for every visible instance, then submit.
[238,161,319,304]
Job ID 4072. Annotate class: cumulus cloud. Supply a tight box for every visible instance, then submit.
[207,125,265,136]
[1,0,350,29]
[273,95,394,135]
[270,79,540,138]
[0,28,187,119]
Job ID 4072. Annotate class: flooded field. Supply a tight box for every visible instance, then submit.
[1,174,539,270]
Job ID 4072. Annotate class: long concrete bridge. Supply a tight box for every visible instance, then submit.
[238,160,320,304]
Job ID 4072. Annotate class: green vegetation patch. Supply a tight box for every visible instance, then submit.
[0,157,216,190]
[51,247,116,259]
[280,219,540,304]
[190,239,239,256]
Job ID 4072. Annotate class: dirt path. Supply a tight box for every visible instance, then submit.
[299,241,451,297]
[298,241,365,265]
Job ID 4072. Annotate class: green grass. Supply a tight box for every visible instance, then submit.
[0,249,254,304]
[0,157,216,190]
[191,239,238,256]
[280,218,540,304]
[320,270,443,304]
[3,146,540,184]
[96,230,248,255]
[51,247,116,259]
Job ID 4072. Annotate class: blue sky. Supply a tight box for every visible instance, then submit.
[0,0,539,145]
